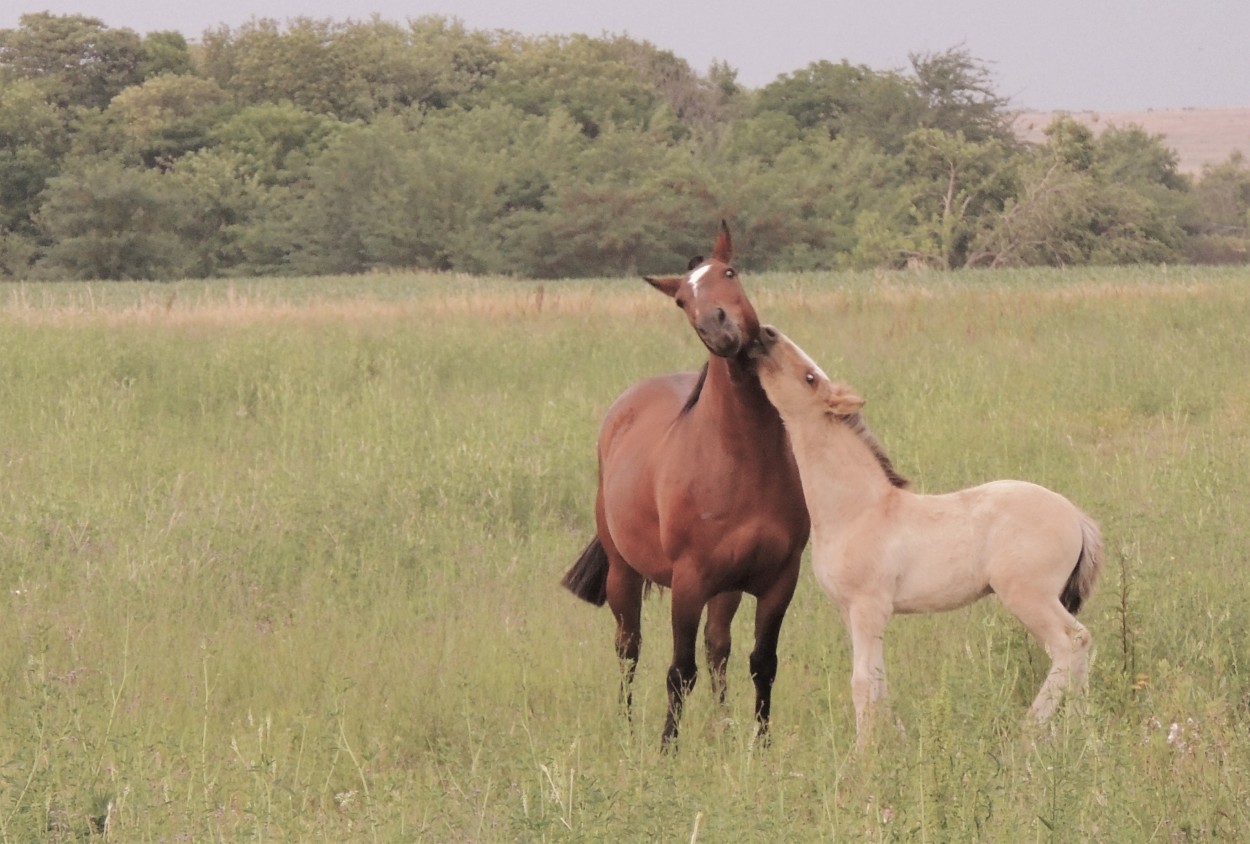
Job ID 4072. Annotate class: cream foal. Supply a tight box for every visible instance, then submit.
[751,326,1103,741]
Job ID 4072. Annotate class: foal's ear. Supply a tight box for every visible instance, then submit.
[643,275,683,298]
[826,383,865,416]
[712,220,732,264]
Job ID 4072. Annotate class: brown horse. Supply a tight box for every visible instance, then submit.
[562,222,809,747]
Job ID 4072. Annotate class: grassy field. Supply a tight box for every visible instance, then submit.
[1,265,1249,841]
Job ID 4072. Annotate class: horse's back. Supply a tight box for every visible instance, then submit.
[598,371,699,460]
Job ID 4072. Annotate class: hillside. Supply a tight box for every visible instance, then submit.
[1013,107,1250,175]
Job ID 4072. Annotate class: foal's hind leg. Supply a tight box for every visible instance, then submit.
[999,592,1092,723]
[705,591,743,705]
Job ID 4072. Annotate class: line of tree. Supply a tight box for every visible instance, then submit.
[2,12,1248,280]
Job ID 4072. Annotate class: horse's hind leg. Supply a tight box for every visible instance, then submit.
[999,591,1092,723]
[705,591,743,705]
[606,560,645,718]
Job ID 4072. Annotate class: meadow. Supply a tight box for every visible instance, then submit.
[1,265,1249,841]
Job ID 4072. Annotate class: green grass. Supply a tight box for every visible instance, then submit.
[1,266,1249,840]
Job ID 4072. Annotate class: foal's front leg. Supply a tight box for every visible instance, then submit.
[845,603,890,745]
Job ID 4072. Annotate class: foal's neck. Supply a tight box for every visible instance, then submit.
[789,416,896,528]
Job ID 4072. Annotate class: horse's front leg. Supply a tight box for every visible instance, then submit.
[845,602,890,746]
[662,571,708,750]
[704,590,743,705]
[748,556,801,742]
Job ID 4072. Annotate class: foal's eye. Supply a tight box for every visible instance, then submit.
[674,297,685,309]
[724,268,736,278]
[804,372,816,386]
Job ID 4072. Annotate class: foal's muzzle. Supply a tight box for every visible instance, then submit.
[747,325,780,359]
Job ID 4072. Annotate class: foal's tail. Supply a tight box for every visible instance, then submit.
[562,536,609,606]
[1060,513,1104,615]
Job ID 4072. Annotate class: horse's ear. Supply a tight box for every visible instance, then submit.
[827,383,865,416]
[686,255,704,271]
[644,275,683,298]
[712,220,732,264]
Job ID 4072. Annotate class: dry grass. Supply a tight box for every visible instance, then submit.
[3,268,1236,331]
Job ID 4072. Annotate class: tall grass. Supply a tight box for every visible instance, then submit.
[1,266,1248,840]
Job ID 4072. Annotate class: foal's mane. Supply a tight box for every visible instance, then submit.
[836,409,909,489]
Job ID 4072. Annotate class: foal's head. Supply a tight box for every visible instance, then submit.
[752,325,908,488]
[750,325,863,421]
[644,221,760,359]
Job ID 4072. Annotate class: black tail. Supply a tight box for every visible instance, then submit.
[562,537,609,606]
[1060,514,1104,615]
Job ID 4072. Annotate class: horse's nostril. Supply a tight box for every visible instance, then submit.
[716,308,727,324]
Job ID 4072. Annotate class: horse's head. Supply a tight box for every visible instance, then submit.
[750,325,864,420]
[644,221,760,359]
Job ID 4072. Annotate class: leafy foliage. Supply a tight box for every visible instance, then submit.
[0,13,1243,279]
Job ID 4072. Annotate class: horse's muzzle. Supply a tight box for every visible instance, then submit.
[698,324,743,357]
[697,308,745,357]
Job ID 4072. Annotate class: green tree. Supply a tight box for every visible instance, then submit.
[480,33,661,136]
[0,13,145,110]
[166,148,265,276]
[729,134,899,270]
[0,77,67,233]
[209,103,344,185]
[970,119,1186,267]
[909,46,1016,145]
[964,156,1093,267]
[1187,152,1250,263]
[754,60,922,152]
[895,128,1017,268]
[35,159,185,279]
[199,16,502,121]
[105,74,232,167]
[139,30,195,78]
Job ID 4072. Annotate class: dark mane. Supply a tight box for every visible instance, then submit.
[839,411,909,489]
[680,361,710,415]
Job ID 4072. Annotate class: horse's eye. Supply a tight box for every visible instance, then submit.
[674,297,685,309]
[724,268,736,278]
[805,372,816,386]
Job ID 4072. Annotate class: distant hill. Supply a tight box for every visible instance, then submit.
[1012,107,1250,175]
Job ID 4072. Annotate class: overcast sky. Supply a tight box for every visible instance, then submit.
[5,0,1248,112]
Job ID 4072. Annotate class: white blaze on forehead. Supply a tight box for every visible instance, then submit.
[686,263,712,295]
[790,336,830,382]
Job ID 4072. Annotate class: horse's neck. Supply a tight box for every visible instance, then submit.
[695,356,786,447]
[788,417,895,530]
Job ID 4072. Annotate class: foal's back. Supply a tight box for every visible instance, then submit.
[887,480,1086,614]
